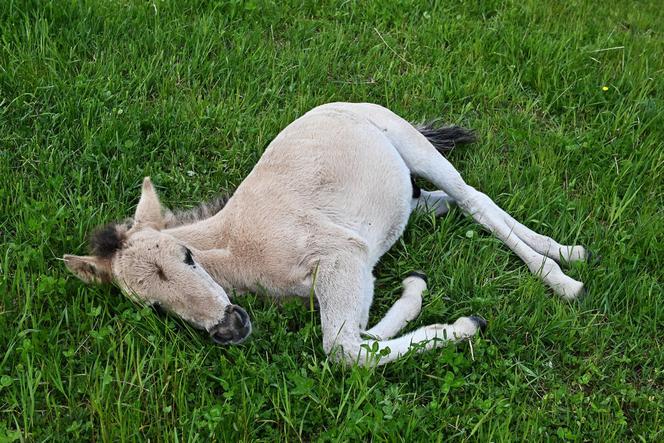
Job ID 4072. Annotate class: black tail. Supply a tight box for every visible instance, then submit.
[415,122,476,155]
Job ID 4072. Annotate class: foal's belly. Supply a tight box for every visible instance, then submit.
[245,105,414,266]
[300,112,413,263]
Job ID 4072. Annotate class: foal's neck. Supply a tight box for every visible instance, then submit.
[163,214,226,250]
[163,215,241,290]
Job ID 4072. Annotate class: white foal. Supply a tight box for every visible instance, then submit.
[64,102,588,366]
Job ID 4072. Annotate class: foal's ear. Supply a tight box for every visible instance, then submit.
[63,255,112,284]
[133,177,168,229]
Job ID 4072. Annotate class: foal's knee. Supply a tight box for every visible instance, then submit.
[458,189,489,213]
[323,340,357,365]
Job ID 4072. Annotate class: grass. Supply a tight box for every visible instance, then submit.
[1,0,663,441]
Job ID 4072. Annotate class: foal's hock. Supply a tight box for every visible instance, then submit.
[64,102,588,365]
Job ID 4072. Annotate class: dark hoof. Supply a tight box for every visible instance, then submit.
[406,271,428,285]
[469,316,488,333]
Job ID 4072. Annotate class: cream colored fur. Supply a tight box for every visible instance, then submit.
[65,102,588,365]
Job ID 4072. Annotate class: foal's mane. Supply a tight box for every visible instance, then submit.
[88,193,233,257]
[164,194,232,229]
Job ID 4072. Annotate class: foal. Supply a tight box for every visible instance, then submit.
[64,102,588,365]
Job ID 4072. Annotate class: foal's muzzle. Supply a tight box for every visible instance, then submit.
[209,304,252,345]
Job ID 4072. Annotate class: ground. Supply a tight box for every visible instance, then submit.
[1,0,663,441]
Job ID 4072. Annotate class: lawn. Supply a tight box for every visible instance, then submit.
[1,0,663,441]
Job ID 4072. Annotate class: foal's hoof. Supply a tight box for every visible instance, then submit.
[557,280,586,300]
[469,316,488,333]
[406,271,428,284]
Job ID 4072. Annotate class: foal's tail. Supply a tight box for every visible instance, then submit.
[415,123,476,155]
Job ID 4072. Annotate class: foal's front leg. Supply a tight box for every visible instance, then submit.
[316,254,484,366]
[362,273,426,340]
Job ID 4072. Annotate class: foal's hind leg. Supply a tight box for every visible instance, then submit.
[411,190,456,216]
[499,214,587,263]
[434,180,584,298]
[411,190,587,263]
[360,105,586,298]
[416,163,584,298]
[412,188,588,265]
[363,273,426,340]
[412,188,587,264]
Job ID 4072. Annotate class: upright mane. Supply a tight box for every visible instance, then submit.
[164,194,233,228]
[87,193,233,256]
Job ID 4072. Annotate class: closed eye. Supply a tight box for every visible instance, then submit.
[183,247,194,266]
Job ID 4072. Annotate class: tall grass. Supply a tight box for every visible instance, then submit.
[1,0,662,440]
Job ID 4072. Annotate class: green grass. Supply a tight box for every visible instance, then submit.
[1,0,663,441]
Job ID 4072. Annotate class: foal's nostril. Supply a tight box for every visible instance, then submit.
[230,305,250,328]
[210,329,235,344]
[209,304,252,345]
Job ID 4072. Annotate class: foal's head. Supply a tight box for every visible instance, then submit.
[64,178,251,345]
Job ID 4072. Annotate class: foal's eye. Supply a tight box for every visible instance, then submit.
[183,247,194,266]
